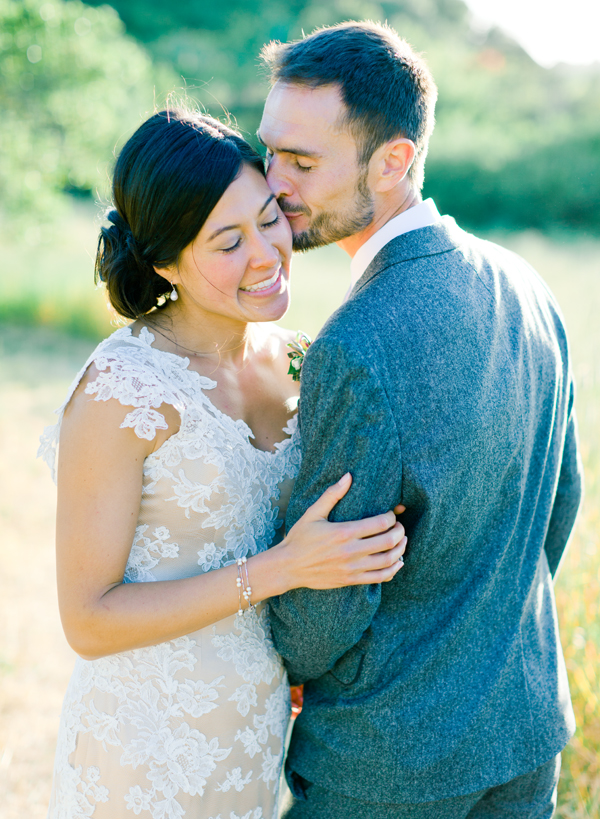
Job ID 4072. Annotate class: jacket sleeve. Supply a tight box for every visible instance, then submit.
[544,378,584,578]
[268,336,403,685]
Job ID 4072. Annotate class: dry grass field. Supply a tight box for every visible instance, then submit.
[0,222,598,817]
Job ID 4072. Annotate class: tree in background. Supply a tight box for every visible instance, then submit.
[0,0,175,233]
[424,28,600,230]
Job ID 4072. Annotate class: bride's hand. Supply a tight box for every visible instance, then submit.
[278,473,407,591]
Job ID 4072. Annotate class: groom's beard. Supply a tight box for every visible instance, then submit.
[283,170,374,252]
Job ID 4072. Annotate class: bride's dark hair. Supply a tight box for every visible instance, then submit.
[95,108,266,319]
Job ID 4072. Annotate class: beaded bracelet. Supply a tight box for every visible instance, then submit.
[242,557,255,613]
[236,556,255,615]
[236,560,245,616]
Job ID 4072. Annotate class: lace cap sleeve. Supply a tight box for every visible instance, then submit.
[37,328,185,481]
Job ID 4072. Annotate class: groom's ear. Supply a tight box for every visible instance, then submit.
[371,138,416,193]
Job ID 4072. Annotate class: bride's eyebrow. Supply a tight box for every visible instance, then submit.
[207,195,276,242]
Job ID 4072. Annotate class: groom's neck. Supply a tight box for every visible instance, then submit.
[337,187,422,259]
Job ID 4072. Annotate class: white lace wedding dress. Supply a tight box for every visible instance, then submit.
[39,326,301,819]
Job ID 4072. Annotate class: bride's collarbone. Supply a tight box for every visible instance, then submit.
[213,388,296,452]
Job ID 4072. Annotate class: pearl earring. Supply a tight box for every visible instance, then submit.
[169,283,178,301]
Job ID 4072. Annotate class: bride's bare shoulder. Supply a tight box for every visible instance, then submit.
[262,323,305,362]
[268,324,298,345]
[255,324,304,388]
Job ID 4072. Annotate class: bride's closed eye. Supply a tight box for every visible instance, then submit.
[220,237,242,254]
[261,214,281,230]
[219,214,281,254]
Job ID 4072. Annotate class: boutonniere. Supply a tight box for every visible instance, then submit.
[287,331,312,382]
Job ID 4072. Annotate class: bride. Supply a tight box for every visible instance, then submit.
[39,108,406,819]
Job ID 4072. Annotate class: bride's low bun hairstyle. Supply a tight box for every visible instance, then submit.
[96,209,165,319]
[95,108,266,319]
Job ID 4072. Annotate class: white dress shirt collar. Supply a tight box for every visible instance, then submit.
[349,198,441,293]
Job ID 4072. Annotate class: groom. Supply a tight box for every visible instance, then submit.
[259,21,583,819]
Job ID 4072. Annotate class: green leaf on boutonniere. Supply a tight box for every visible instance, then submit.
[287,331,312,382]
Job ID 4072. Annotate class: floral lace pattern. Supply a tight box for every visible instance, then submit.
[42,327,300,818]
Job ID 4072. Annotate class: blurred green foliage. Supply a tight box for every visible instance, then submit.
[424,33,600,230]
[0,0,175,231]
[1,0,599,233]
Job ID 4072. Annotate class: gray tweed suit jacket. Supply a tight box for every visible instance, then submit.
[268,216,582,804]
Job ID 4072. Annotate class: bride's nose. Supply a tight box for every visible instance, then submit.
[248,233,280,269]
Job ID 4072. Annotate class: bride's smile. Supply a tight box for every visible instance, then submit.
[239,265,282,293]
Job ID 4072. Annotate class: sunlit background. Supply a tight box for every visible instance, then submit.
[0,1,598,816]
[465,0,600,67]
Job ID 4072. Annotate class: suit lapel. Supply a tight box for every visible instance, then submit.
[351,216,465,296]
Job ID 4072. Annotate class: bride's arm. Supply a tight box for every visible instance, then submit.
[57,372,406,661]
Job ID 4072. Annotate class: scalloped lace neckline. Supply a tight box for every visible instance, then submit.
[122,325,297,456]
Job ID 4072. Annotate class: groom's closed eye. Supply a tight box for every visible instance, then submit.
[294,159,314,173]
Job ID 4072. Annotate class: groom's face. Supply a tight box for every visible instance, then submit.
[259,83,374,251]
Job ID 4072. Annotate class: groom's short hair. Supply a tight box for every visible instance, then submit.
[261,21,437,190]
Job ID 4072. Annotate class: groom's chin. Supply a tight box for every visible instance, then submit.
[292,231,331,253]
[292,236,314,253]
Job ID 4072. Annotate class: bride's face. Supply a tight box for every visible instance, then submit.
[166,164,293,325]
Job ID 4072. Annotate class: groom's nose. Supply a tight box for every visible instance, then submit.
[266,157,294,200]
